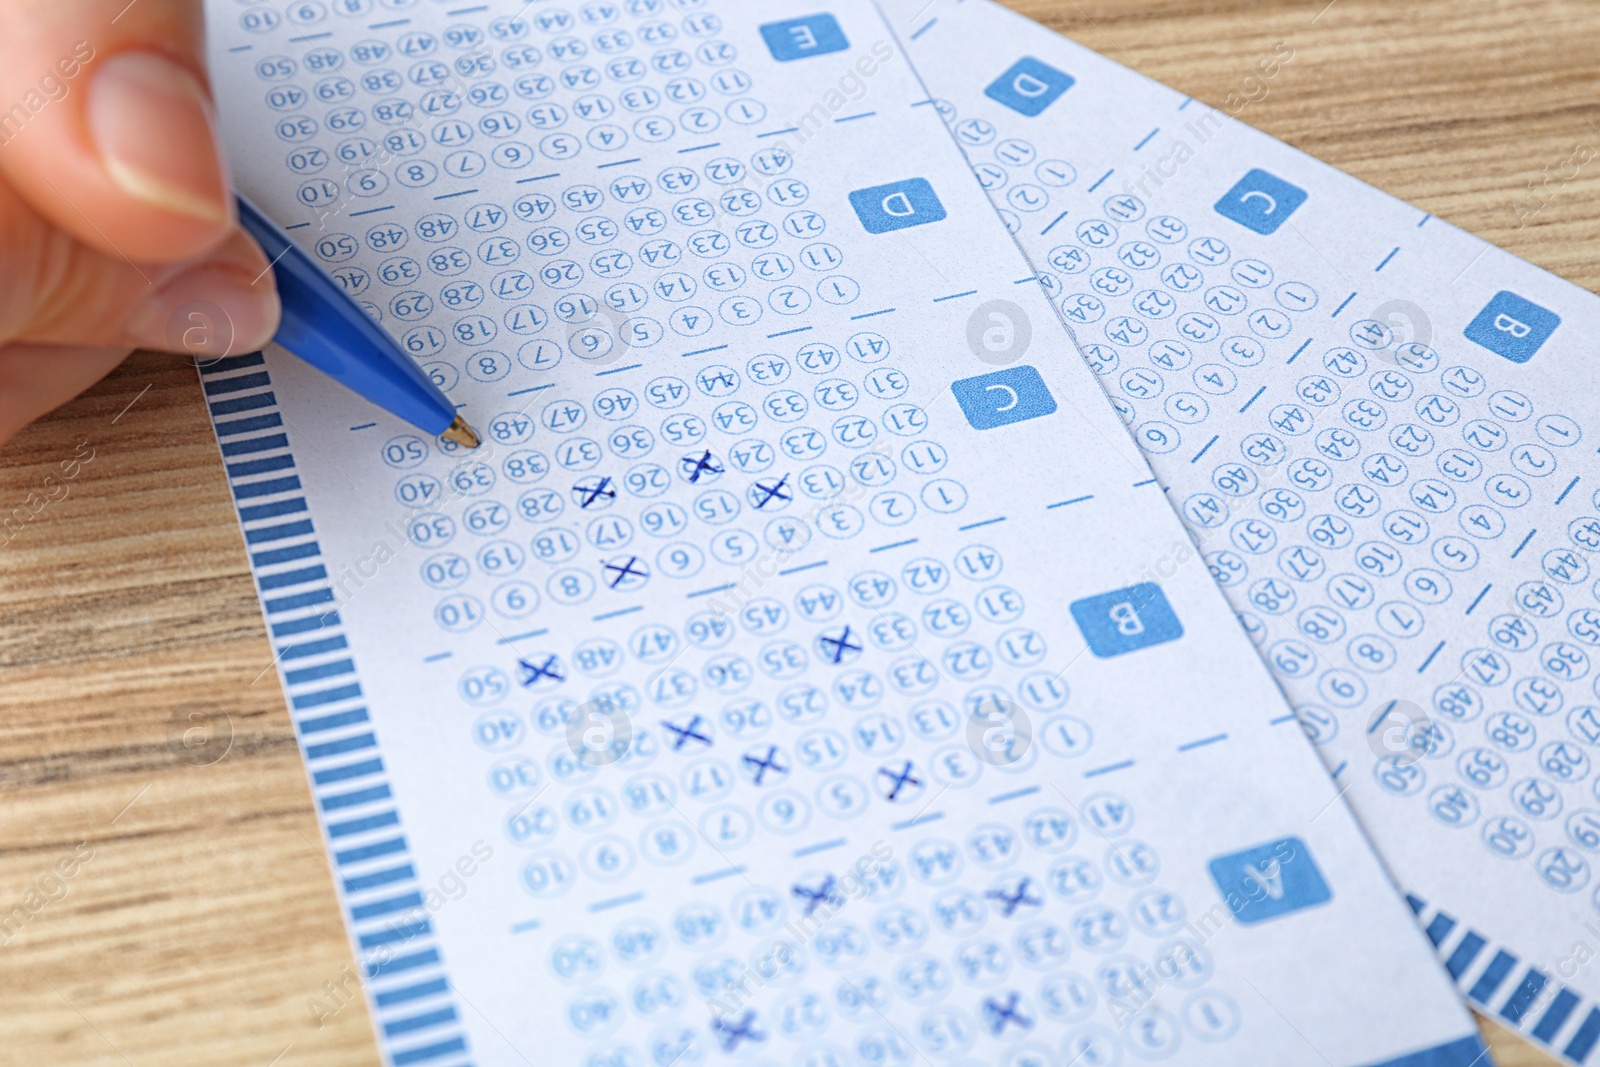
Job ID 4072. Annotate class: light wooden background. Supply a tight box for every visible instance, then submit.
[3,0,1597,1063]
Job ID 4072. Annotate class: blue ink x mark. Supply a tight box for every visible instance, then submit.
[752,476,792,509]
[712,1011,766,1052]
[743,745,788,785]
[982,992,1033,1035]
[986,876,1042,917]
[878,760,922,801]
[792,875,842,916]
[574,476,616,509]
[662,714,713,750]
[683,450,723,483]
[818,625,862,664]
[603,556,648,589]
[517,655,564,686]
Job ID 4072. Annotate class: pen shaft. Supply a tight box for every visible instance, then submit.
[236,195,462,439]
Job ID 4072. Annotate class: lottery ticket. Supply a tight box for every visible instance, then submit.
[204,1,1482,1064]
[886,0,1600,1060]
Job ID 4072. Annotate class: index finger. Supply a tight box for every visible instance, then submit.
[0,0,233,265]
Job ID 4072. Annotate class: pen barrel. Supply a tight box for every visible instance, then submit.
[236,196,458,437]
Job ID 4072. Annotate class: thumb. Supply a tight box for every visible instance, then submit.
[0,1,234,264]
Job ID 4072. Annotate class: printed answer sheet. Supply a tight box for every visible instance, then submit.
[888,0,1600,1060]
[207,1,1481,1064]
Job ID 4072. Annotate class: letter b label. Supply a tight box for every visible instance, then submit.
[1109,602,1146,637]
[1070,583,1183,657]
[1495,314,1531,338]
[1465,290,1560,364]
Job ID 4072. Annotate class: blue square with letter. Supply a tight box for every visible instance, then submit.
[951,366,1056,431]
[850,178,947,234]
[1214,169,1308,235]
[1069,583,1183,657]
[1207,837,1331,924]
[759,15,849,62]
[1464,290,1560,364]
[984,57,1075,116]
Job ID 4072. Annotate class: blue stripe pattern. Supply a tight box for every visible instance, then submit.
[199,353,472,1067]
[1407,891,1599,1063]
[1363,1034,1492,1066]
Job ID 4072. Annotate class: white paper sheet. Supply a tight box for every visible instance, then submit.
[204,1,1482,1063]
[885,0,1600,1060]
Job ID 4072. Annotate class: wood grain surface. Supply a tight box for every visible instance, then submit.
[3,1,1597,1064]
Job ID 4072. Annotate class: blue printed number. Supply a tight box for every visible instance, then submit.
[760,15,849,62]
[951,366,1056,431]
[1464,291,1560,364]
[1069,583,1183,657]
[984,57,1075,117]
[849,179,947,235]
[1207,837,1331,924]
[1214,169,1307,235]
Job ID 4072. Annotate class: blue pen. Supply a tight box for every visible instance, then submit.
[234,194,481,450]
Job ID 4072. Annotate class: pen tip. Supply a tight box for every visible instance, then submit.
[442,416,481,450]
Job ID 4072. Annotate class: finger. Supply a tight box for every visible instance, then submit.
[21,229,281,355]
[0,341,130,446]
[0,182,278,356]
[0,0,231,264]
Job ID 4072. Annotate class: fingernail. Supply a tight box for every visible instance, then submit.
[88,52,233,227]
[124,265,279,357]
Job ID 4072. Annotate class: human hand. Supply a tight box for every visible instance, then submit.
[0,0,280,445]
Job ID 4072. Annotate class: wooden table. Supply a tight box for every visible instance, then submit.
[3,1,1595,1063]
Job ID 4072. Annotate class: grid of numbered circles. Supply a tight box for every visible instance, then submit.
[471,542,1080,846]
[379,319,969,632]
[460,539,1238,1060]
[544,791,1235,1064]
[245,2,894,377]
[946,100,1600,907]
